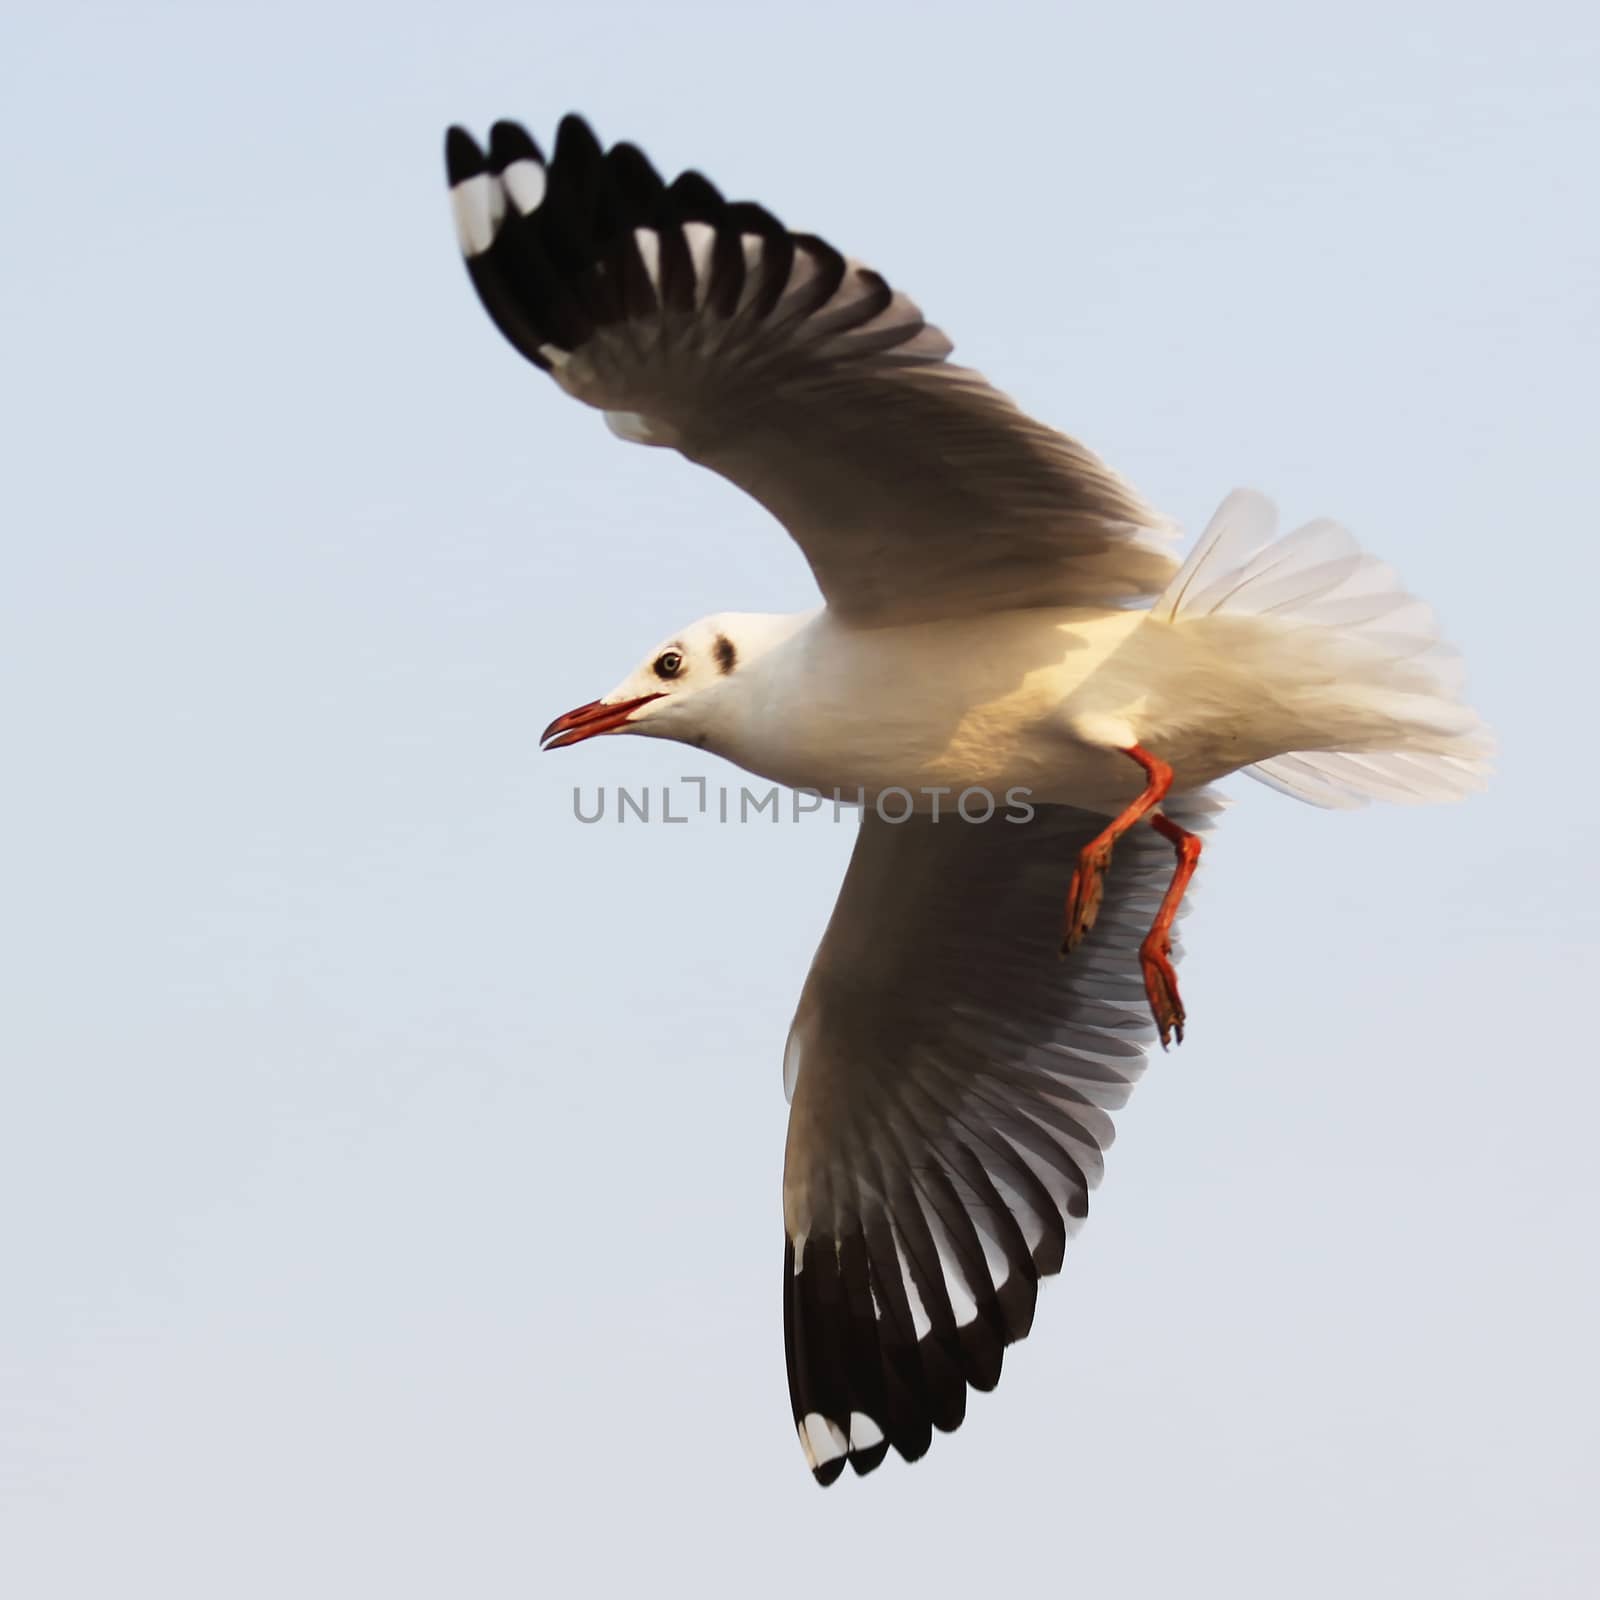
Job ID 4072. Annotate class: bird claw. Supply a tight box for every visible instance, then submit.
[1062,844,1113,952]
[1139,938,1186,1049]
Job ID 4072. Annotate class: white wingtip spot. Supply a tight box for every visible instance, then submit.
[500,157,546,215]
[450,173,505,258]
[634,228,662,290]
[890,1223,933,1341]
[803,1413,848,1465]
[941,1258,980,1328]
[683,220,716,306]
[848,1413,885,1450]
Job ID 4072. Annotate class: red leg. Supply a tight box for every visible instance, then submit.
[1141,812,1203,1048]
[1061,745,1174,953]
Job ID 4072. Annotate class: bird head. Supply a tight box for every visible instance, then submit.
[539,612,803,751]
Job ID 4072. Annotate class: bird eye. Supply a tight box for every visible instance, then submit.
[654,649,685,680]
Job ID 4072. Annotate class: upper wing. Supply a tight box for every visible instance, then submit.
[781,794,1221,1483]
[445,114,1178,622]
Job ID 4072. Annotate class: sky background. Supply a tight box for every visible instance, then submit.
[3,1,1597,1594]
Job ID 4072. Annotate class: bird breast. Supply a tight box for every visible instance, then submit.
[713,607,1157,808]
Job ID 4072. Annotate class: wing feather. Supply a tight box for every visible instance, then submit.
[445,114,1178,622]
[780,794,1222,1482]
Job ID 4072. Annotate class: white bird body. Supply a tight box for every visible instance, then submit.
[630,592,1481,816]
[671,607,1151,811]
[445,111,1490,1487]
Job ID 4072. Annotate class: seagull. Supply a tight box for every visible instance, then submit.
[443,113,1490,1485]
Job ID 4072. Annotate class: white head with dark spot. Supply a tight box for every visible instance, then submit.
[540,612,807,751]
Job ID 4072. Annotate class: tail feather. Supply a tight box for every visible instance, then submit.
[1162,490,1492,809]
[1151,488,1278,624]
[1247,748,1487,809]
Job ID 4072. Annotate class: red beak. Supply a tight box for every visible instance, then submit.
[540,693,665,751]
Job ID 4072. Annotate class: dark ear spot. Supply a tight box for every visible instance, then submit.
[713,633,737,674]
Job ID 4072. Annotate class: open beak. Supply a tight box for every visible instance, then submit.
[540,693,664,751]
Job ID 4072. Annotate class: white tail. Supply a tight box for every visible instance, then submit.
[1157,490,1492,808]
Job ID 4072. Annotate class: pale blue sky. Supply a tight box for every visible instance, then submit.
[3,2,1596,1595]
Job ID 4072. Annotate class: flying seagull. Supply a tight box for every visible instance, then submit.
[443,113,1490,1484]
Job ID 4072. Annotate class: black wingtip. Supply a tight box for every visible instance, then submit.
[554,112,603,163]
[488,120,543,170]
[848,1440,891,1477]
[811,1457,847,1488]
[667,169,726,221]
[606,142,666,209]
[444,125,486,182]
